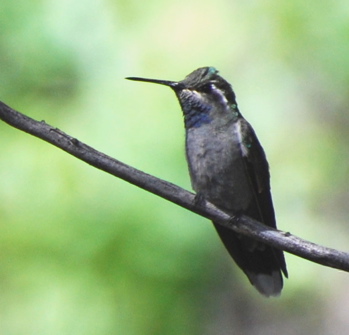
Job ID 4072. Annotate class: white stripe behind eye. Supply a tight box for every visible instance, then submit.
[211,84,229,106]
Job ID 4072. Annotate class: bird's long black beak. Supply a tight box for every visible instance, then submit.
[126,77,182,89]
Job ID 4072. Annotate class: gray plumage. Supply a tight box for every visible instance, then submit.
[126,67,288,297]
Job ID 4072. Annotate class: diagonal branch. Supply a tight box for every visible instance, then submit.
[0,101,348,272]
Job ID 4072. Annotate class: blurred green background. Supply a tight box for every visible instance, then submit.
[1,0,349,334]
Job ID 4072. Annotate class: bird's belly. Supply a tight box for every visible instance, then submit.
[186,131,253,212]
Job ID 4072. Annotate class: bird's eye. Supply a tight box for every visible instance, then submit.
[200,83,213,93]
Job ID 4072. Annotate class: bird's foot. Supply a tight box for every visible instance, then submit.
[193,192,206,207]
[228,212,242,226]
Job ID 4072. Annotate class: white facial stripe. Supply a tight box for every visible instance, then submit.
[211,84,229,106]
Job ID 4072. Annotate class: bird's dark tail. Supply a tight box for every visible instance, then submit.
[213,222,288,297]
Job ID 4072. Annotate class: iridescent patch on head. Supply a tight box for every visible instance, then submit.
[207,67,218,76]
[181,67,220,87]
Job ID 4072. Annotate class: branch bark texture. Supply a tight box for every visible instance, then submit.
[0,101,348,272]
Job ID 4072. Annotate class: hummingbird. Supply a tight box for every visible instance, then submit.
[126,67,288,297]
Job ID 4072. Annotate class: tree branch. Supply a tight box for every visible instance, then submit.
[0,101,348,272]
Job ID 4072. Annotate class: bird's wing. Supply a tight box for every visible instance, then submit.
[234,118,288,278]
[237,118,276,229]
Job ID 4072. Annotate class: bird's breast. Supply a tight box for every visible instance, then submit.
[186,123,253,212]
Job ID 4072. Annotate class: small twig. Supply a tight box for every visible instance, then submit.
[0,101,348,272]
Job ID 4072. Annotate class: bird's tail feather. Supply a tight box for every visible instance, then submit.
[213,222,287,297]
